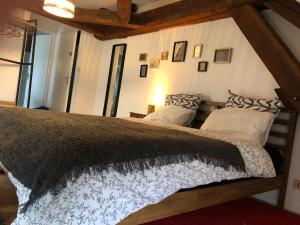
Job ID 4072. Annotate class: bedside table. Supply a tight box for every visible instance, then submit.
[130,112,147,119]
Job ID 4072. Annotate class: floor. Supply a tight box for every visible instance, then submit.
[144,198,300,225]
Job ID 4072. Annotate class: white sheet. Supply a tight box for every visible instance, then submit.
[8,119,275,225]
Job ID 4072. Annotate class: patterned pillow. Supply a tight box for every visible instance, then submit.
[226,90,282,114]
[165,94,203,110]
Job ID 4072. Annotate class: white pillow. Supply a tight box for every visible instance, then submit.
[201,108,275,146]
[144,105,196,127]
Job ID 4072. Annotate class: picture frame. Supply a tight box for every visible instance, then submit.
[198,61,208,72]
[193,44,203,58]
[172,41,188,62]
[150,58,160,69]
[213,48,232,64]
[140,65,148,78]
[161,51,169,61]
[139,53,148,61]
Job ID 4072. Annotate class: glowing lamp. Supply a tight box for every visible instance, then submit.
[152,85,165,105]
[43,0,75,18]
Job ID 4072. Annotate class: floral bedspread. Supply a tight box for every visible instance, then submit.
[9,119,275,225]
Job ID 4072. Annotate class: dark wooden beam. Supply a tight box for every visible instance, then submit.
[275,88,295,109]
[100,11,230,40]
[117,0,132,24]
[100,0,266,40]
[12,0,268,40]
[132,0,266,26]
[232,4,300,112]
[264,0,300,28]
[12,0,142,29]
[74,7,142,29]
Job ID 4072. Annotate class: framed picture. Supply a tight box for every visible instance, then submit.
[150,58,160,69]
[139,53,147,61]
[214,48,232,64]
[172,41,188,62]
[140,65,148,78]
[198,61,208,72]
[161,51,169,61]
[193,44,203,58]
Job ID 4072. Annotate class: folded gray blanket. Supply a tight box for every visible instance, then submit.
[0,108,245,212]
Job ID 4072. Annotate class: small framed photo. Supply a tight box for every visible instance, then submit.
[150,58,160,69]
[161,51,169,61]
[140,65,148,78]
[214,48,232,64]
[172,41,188,62]
[193,44,203,58]
[139,53,147,61]
[198,61,208,72]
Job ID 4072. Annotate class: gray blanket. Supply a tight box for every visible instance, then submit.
[0,108,245,212]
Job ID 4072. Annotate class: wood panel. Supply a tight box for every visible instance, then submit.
[0,101,16,108]
[231,4,300,112]
[118,176,284,225]
[0,174,18,224]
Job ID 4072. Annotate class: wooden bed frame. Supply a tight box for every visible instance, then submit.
[118,101,298,225]
[0,101,297,224]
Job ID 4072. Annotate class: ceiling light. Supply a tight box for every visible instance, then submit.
[43,0,75,18]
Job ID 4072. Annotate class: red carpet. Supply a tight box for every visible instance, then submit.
[143,198,300,225]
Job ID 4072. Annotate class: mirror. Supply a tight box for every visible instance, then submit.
[103,44,127,117]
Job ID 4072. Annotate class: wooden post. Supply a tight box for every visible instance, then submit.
[231,4,300,112]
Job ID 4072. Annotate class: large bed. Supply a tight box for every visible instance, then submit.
[0,100,297,225]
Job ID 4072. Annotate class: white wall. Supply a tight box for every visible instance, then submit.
[70,11,300,214]
[93,17,280,117]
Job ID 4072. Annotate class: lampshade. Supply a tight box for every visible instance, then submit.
[43,0,75,18]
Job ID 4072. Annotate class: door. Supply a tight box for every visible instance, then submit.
[50,30,77,112]
[103,44,127,117]
[29,33,52,108]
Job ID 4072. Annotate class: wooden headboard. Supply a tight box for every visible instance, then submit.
[193,101,298,205]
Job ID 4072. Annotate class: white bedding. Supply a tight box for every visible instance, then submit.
[8,119,275,225]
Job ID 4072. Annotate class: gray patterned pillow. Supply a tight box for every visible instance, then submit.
[226,90,282,114]
[165,94,203,110]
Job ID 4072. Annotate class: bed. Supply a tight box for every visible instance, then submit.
[118,101,298,224]
[0,100,297,225]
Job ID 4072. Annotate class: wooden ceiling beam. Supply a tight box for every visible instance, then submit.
[12,0,142,29]
[117,0,132,24]
[131,0,266,26]
[11,0,106,39]
[263,0,300,28]
[100,0,266,40]
[231,4,300,112]
[74,7,142,29]
[99,11,230,40]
